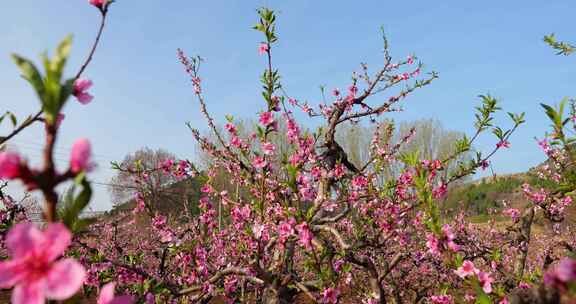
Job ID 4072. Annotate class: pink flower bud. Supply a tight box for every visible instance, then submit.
[70,138,93,173]
[496,140,510,149]
[454,260,477,279]
[0,152,22,179]
[259,111,274,126]
[89,0,107,8]
[73,78,94,105]
[258,43,269,55]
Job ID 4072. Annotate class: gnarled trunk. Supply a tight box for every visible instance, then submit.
[514,207,535,282]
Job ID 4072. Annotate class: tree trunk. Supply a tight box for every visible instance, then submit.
[514,207,535,282]
[262,286,295,304]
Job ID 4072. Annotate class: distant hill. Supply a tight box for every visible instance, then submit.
[443,170,576,227]
[106,175,205,219]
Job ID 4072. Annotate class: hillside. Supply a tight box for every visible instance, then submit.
[443,170,576,227]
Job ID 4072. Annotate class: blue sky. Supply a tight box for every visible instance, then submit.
[1,1,575,211]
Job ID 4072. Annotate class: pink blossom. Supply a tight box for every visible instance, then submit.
[73,78,94,105]
[134,194,146,214]
[351,175,368,190]
[230,136,242,148]
[442,224,455,241]
[333,259,344,272]
[518,282,531,289]
[0,152,22,179]
[286,118,300,142]
[442,224,460,251]
[201,184,213,194]
[332,164,345,179]
[395,73,410,81]
[321,287,339,304]
[158,230,174,243]
[152,215,167,227]
[259,111,274,126]
[258,43,269,55]
[544,257,576,288]
[430,295,453,304]
[477,271,493,293]
[89,0,107,8]
[98,282,134,304]
[224,277,238,295]
[503,208,520,221]
[145,293,155,304]
[295,222,313,250]
[348,85,358,96]
[433,182,448,199]
[454,260,477,279]
[262,142,276,155]
[538,138,552,154]
[70,138,93,173]
[252,224,265,239]
[224,123,237,134]
[0,223,86,304]
[252,156,268,169]
[426,234,440,255]
[407,55,415,65]
[496,140,510,149]
[278,220,295,242]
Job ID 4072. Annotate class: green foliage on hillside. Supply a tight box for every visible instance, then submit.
[443,167,571,218]
[444,176,523,216]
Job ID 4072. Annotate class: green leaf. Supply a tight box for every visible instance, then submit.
[475,292,492,304]
[58,178,93,233]
[59,78,76,106]
[11,54,45,103]
[14,36,74,124]
[492,127,504,140]
[454,253,464,267]
[53,35,73,81]
[9,113,17,127]
[544,33,575,56]
[256,125,265,139]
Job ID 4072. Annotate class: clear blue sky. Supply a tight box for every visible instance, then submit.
[1,1,575,211]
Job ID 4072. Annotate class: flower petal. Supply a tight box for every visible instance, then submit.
[42,223,72,262]
[0,259,25,288]
[44,259,86,300]
[70,138,92,173]
[76,92,94,105]
[98,282,116,304]
[74,78,93,92]
[12,283,44,304]
[6,223,44,257]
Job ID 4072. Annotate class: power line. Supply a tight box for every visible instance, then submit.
[3,151,118,173]
[7,140,121,162]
